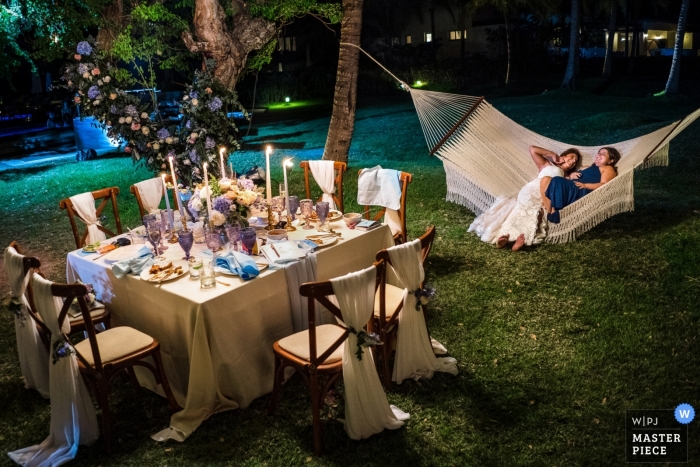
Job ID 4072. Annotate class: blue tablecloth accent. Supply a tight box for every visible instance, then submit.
[112,247,154,278]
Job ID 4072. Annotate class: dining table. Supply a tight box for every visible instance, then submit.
[65,219,394,442]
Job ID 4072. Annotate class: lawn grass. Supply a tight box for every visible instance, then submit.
[1,78,699,466]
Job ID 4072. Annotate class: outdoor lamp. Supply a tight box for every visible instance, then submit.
[285,97,290,103]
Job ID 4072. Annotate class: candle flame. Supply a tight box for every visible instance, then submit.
[266,146,272,156]
[203,162,208,169]
[283,158,294,167]
[220,147,226,157]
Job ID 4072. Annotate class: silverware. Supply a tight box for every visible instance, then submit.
[92,247,118,261]
[216,280,230,286]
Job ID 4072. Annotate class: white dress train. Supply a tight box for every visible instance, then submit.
[469,164,564,246]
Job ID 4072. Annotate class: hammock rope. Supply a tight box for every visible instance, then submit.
[346,45,700,243]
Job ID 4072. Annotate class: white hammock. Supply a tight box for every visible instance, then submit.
[408,88,700,243]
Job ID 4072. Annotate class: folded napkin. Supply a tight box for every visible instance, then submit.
[112,246,154,278]
[215,251,260,281]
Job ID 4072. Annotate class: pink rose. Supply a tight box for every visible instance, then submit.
[74,54,81,61]
[125,146,132,153]
[74,96,81,103]
[131,122,141,131]
[91,67,100,76]
[205,88,212,93]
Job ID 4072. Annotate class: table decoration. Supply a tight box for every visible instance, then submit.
[300,199,314,230]
[178,230,194,260]
[288,196,300,223]
[316,202,330,232]
[282,158,296,231]
[240,228,257,255]
[161,174,176,234]
[219,148,227,179]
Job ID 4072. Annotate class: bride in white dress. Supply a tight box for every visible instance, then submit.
[468,146,581,250]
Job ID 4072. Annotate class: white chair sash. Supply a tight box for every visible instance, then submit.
[386,239,458,384]
[3,247,49,399]
[357,166,401,211]
[309,161,336,210]
[8,275,99,467]
[285,254,319,332]
[69,192,107,245]
[330,266,408,440]
[135,178,164,214]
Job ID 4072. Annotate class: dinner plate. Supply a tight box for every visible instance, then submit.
[247,217,269,229]
[305,236,338,248]
[307,210,342,223]
[214,258,269,275]
[139,260,188,282]
[103,244,149,262]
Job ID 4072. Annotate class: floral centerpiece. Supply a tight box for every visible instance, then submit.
[63,40,245,188]
[188,175,265,227]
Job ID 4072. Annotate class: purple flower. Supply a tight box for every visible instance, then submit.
[123,105,139,117]
[205,137,216,149]
[87,85,101,100]
[78,63,88,75]
[188,149,200,164]
[167,149,177,158]
[212,195,232,214]
[110,105,118,114]
[189,91,199,99]
[76,41,93,56]
[208,97,223,112]
[185,120,192,129]
[238,177,255,191]
[157,128,171,139]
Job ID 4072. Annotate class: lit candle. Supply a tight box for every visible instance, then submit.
[161,173,174,228]
[203,162,213,223]
[265,146,272,202]
[168,156,186,219]
[219,147,226,179]
[283,158,293,216]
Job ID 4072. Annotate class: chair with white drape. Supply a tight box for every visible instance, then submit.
[357,167,412,244]
[374,226,458,388]
[130,175,181,218]
[300,161,347,213]
[59,187,122,249]
[269,262,408,454]
[8,274,100,467]
[3,243,49,399]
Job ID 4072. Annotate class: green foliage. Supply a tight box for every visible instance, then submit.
[249,0,342,23]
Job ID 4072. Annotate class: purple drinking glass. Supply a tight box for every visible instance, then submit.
[240,227,257,255]
[288,196,300,221]
[225,222,242,251]
[178,230,194,260]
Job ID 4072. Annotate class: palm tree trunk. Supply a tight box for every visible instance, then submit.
[323,0,364,162]
[562,0,580,90]
[504,12,511,86]
[602,0,617,78]
[665,0,691,94]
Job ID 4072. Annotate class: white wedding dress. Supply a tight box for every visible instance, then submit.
[469,164,564,246]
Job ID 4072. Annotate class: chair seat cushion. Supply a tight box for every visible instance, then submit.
[74,326,154,366]
[69,304,108,323]
[277,324,345,364]
[374,283,405,318]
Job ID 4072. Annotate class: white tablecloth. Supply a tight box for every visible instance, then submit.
[66,222,393,441]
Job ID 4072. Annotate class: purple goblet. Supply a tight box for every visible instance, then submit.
[178,230,194,260]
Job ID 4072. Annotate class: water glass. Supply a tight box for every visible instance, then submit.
[142,213,157,229]
[316,201,330,232]
[199,262,216,289]
[188,257,203,279]
[146,220,162,256]
[193,219,205,244]
[240,227,257,255]
[129,227,147,244]
[288,196,300,222]
[204,226,222,252]
[300,199,314,230]
[178,230,194,260]
[225,222,242,251]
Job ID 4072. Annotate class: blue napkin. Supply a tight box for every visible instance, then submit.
[215,251,260,281]
[112,246,154,279]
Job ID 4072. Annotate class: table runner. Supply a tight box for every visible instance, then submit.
[66,223,393,441]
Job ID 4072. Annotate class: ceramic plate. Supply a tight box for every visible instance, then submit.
[103,244,148,262]
[307,210,342,223]
[247,217,269,230]
[305,236,338,248]
[140,260,188,282]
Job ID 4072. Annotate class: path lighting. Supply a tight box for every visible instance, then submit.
[416,80,422,86]
[285,97,290,103]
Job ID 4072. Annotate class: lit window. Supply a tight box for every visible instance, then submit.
[425,33,432,43]
[406,35,412,44]
[449,30,467,41]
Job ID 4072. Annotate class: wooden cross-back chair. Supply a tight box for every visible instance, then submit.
[268,261,384,455]
[130,175,181,218]
[373,225,436,389]
[50,282,181,453]
[59,187,123,249]
[358,170,412,245]
[300,161,347,213]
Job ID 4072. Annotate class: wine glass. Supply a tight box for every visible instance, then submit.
[300,199,314,230]
[271,196,284,227]
[178,230,194,260]
[225,222,242,252]
[146,220,163,259]
[204,225,222,254]
[240,227,257,255]
[288,196,300,222]
[316,202,330,232]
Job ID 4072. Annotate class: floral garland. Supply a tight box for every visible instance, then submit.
[413,285,436,311]
[63,40,245,188]
[3,294,26,326]
[52,337,76,365]
[346,327,383,361]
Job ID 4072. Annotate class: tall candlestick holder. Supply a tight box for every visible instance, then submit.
[284,214,296,232]
[265,203,276,231]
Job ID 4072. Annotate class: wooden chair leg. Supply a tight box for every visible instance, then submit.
[151,349,182,412]
[96,379,113,454]
[381,330,392,390]
[310,369,323,455]
[268,356,283,416]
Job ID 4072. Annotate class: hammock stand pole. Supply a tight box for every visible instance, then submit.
[639,118,685,165]
[429,97,485,156]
